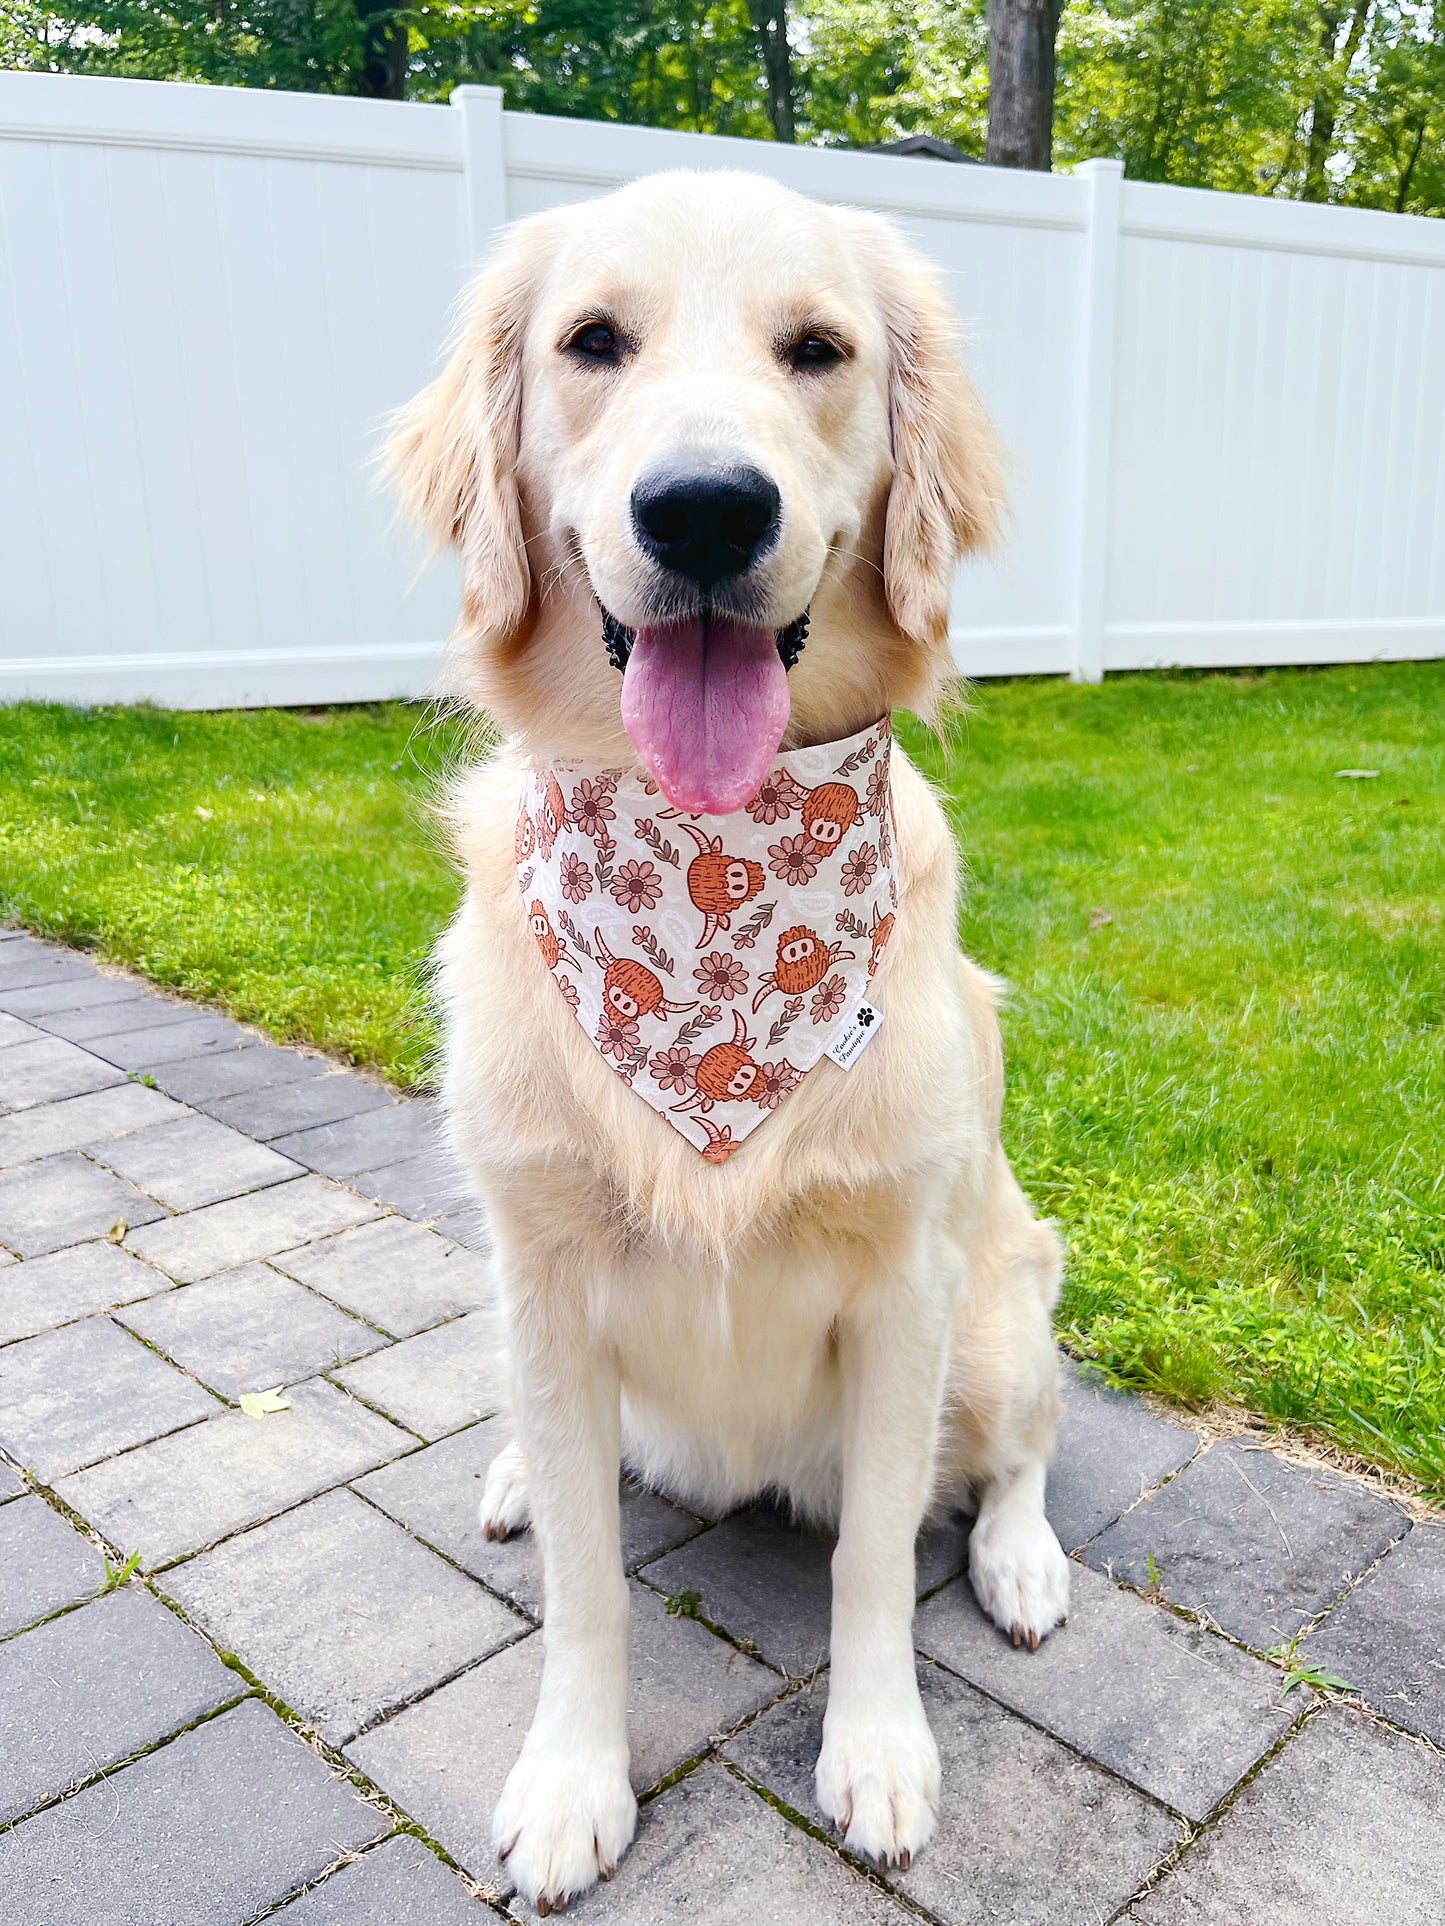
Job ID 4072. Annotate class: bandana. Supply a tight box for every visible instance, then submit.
[516,718,898,1162]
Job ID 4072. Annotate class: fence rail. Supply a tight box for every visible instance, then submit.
[2,71,1442,707]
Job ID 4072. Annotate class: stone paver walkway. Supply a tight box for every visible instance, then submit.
[1,929,1442,1924]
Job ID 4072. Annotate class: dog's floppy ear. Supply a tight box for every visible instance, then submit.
[386,217,551,644]
[846,212,1004,652]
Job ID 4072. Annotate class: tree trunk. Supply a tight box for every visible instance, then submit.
[354,0,407,99]
[986,0,1064,171]
[1302,0,1372,201]
[746,0,796,143]
[1395,119,1427,212]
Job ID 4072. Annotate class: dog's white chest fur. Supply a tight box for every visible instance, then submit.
[594,1214,900,1521]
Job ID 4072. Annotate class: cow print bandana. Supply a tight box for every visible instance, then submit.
[516,718,897,1163]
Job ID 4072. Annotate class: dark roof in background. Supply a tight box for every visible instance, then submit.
[872,134,980,165]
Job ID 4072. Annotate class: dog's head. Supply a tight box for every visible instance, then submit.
[390,170,1001,812]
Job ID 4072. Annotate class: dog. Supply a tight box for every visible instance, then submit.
[389,168,1069,1914]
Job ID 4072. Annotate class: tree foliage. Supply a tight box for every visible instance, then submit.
[4,0,1441,216]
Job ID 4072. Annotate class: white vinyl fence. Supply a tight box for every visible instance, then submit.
[2,71,1443,706]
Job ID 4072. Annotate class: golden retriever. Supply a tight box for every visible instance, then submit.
[390,168,1067,1914]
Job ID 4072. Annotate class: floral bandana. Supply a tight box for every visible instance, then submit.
[516,718,898,1163]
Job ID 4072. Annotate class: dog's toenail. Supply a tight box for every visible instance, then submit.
[537,1899,551,1918]
[1028,1629,1040,1651]
[1011,1626,1022,1647]
[899,1849,911,1871]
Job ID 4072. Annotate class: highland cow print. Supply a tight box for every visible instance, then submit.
[520,718,896,1160]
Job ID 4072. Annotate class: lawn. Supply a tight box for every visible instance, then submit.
[0,701,467,1085]
[2,664,1442,1497]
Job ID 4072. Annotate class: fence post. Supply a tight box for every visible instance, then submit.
[1068,158,1124,684]
[454,85,509,268]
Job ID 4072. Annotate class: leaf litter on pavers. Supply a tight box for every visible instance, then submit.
[239,1388,291,1420]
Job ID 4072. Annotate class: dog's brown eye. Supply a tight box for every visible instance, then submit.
[787,332,845,372]
[568,322,621,364]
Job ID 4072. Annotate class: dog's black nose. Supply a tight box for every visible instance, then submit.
[630,466,781,589]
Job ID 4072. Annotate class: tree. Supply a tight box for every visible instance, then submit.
[798,0,988,152]
[1314,0,1445,213]
[1053,0,1311,196]
[1303,1,1374,200]
[747,0,795,140]
[5,0,1440,218]
[986,0,1064,169]
[356,0,408,96]
[407,0,776,135]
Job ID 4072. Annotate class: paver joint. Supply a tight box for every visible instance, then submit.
[0,937,1440,1925]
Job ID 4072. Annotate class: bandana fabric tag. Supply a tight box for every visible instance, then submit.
[824,999,883,1071]
[516,718,897,1163]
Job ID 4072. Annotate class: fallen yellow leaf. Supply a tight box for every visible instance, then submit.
[239,1388,291,1420]
[106,1220,127,1243]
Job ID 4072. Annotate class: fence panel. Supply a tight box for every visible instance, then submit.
[1106,181,1445,670]
[1,71,1442,706]
[0,75,468,705]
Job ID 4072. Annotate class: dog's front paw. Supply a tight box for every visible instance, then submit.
[494,1736,636,1914]
[815,1694,940,1872]
[480,1440,530,1542]
[968,1506,1070,1650]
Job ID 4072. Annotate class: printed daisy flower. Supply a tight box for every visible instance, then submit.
[839,841,879,897]
[570,778,617,840]
[746,768,805,825]
[595,1011,641,1061]
[866,762,889,819]
[610,859,663,913]
[650,1044,701,1094]
[556,973,581,1012]
[753,1060,803,1109]
[810,974,847,1024]
[693,951,747,1001]
[767,834,820,886]
[559,851,593,903]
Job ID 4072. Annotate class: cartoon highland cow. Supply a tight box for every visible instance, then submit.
[800,781,860,853]
[868,904,895,977]
[527,900,573,972]
[680,824,766,945]
[750,926,855,1012]
[592,928,697,1023]
[674,1010,764,1111]
[694,1119,741,1165]
[536,773,568,858]
[515,804,536,864]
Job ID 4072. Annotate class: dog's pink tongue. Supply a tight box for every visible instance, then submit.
[621,618,789,815]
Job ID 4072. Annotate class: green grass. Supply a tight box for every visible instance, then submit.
[0,702,467,1084]
[905,662,1445,1498]
[2,663,1442,1496]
